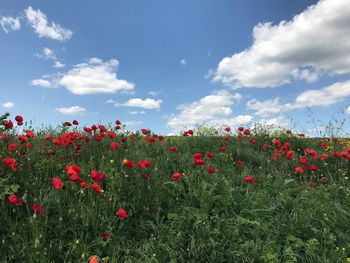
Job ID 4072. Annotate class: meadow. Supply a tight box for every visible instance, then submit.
[1,112,350,263]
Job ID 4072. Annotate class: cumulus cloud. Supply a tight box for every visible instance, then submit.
[2,102,15,109]
[214,0,350,88]
[55,106,86,115]
[247,80,350,116]
[31,78,53,88]
[35,47,56,60]
[0,16,21,33]
[25,6,73,41]
[53,61,65,68]
[167,90,243,131]
[116,98,162,109]
[58,58,135,95]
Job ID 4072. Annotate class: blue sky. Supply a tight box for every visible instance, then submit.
[1,0,349,136]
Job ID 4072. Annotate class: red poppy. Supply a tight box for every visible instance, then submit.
[80,181,89,188]
[300,156,308,165]
[141,128,149,135]
[100,232,110,240]
[250,137,257,144]
[244,176,256,185]
[52,178,64,190]
[32,203,44,214]
[236,160,244,166]
[237,127,244,132]
[220,146,227,152]
[137,160,152,169]
[115,120,121,125]
[171,172,183,181]
[0,133,8,141]
[64,121,72,127]
[2,157,17,171]
[116,208,128,219]
[169,146,177,152]
[90,170,106,182]
[206,152,214,159]
[89,255,100,263]
[8,143,18,151]
[26,130,35,138]
[92,183,103,194]
[285,150,295,160]
[72,120,79,125]
[309,165,320,171]
[4,120,13,129]
[207,165,216,175]
[294,167,304,174]
[15,115,23,123]
[224,127,231,132]
[8,194,23,206]
[111,142,119,151]
[123,159,134,168]
[243,129,250,136]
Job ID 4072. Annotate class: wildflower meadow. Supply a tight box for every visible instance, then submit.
[1,113,350,262]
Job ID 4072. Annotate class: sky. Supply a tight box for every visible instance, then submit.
[1,0,350,136]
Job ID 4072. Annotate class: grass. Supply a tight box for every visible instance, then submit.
[1,114,350,262]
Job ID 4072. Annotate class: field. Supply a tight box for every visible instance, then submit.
[1,113,350,262]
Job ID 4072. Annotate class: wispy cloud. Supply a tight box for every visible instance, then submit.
[55,106,86,115]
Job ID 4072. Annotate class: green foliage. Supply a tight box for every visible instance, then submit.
[0,117,350,262]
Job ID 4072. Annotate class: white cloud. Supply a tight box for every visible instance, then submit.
[0,16,21,33]
[129,110,145,115]
[53,61,65,68]
[31,78,52,88]
[247,80,350,116]
[180,59,187,65]
[204,69,214,80]
[116,98,162,109]
[167,90,242,131]
[256,116,291,129]
[55,106,86,115]
[346,106,350,114]
[105,99,115,104]
[214,0,350,88]
[2,102,15,109]
[149,91,160,97]
[35,47,56,60]
[25,6,73,41]
[58,58,135,95]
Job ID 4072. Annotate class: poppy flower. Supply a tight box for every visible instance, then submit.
[90,170,106,182]
[80,181,89,188]
[4,120,13,129]
[250,137,257,144]
[72,120,79,125]
[295,167,304,174]
[169,146,177,152]
[123,159,134,168]
[309,165,320,171]
[115,125,121,130]
[300,156,308,165]
[243,129,250,136]
[116,208,128,219]
[52,178,64,190]
[285,150,295,160]
[141,128,149,135]
[2,157,17,171]
[237,127,244,132]
[63,121,72,127]
[15,115,23,123]
[92,183,103,194]
[100,232,109,240]
[188,129,194,135]
[171,172,183,181]
[115,120,121,125]
[26,130,35,138]
[0,133,8,141]
[137,160,152,169]
[236,160,244,166]
[207,165,215,175]
[224,127,231,132]
[89,255,100,263]
[8,194,23,206]
[220,146,227,152]
[244,176,256,185]
[206,152,214,159]
[237,133,244,139]
[32,203,44,214]
[8,143,18,151]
